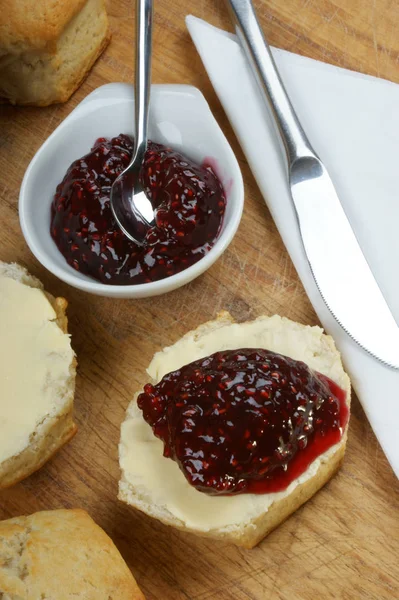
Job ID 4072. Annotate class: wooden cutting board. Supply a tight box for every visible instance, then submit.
[0,1,398,598]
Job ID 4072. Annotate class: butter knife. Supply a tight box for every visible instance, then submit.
[225,0,399,369]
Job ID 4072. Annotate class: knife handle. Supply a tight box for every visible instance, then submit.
[225,0,317,167]
[133,0,153,166]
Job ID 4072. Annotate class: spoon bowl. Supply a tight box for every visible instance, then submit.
[111,168,155,244]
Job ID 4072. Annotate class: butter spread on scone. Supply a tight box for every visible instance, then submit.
[119,312,351,548]
[0,262,76,488]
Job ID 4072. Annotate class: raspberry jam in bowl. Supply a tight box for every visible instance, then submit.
[51,135,226,285]
[19,84,244,298]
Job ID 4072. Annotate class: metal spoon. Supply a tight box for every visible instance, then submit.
[110,0,155,245]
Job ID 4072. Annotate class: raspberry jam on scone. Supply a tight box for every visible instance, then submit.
[51,134,226,285]
[138,349,349,495]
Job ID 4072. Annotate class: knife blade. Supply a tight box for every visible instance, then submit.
[291,155,399,368]
[226,0,399,369]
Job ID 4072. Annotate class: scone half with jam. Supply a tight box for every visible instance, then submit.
[119,311,351,548]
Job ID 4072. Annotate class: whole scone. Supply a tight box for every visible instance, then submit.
[0,262,77,489]
[0,509,145,599]
[119,311,351,548]
[0,0,110,106]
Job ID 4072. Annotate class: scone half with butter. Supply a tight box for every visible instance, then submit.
[119,311,351,548]
[0,262,76,489]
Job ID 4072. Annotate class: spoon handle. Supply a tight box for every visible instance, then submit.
[133,0,153,163]
[225,0,316,166]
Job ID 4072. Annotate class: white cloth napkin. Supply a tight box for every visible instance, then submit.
[186,15,399,478]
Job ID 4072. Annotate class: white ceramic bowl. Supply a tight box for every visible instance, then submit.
[19,84,244,298]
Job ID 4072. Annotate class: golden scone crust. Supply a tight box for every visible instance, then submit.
[0,509,145,599]
[0,0,111,106]
[0,0,87,53]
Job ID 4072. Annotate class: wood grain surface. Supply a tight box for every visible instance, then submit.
[1,1,399,598]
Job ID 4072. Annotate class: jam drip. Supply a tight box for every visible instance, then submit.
[138,349,349,495]
[51,135,226,285]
